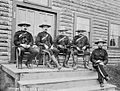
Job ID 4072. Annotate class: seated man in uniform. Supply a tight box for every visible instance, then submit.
[35,23,62,70]
[14,22,39,69]
[72,30,90,70]
[90,39,110,87]
[54,29,71,68]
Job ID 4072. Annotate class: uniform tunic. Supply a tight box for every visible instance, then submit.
[35,31,52,48]
[91,48,108,66]
[14,30,38,65]
[72,34,90,55]
[54,35,71,55]
[35,31,59,57]
[14,30,33,46]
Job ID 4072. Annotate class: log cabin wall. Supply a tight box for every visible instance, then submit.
[0,0,12,63]
[52,0,120,64]
[1,0,120,64]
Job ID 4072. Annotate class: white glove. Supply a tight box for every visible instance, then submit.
[58,45,64,48]
[96,60,101,63]
[20,44,27,48]
[50,45,54,49]
[44,44,49,49]
[82,46,86,50]
[32,45,38,48]
[99,62,104,65]
[26,45,30,48]
[76,47,81,51]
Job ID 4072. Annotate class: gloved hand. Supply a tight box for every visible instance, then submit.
[50,45,54,49]
[76,47,81,51]
[20,44,28,48]
[58,45,64,48]
[99,62,104,65]
[26,45,30,48]
[96,60,101,63]
[44,44,49,49]
[82,46,86,50]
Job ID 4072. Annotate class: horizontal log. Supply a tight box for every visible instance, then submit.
[93,19,108,25]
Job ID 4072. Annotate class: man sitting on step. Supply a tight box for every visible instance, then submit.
[90,39,110,87]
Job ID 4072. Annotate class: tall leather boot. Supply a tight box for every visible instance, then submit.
[72,55,78,70]
[51,55,62,70]
[46,61,54,69]
[63,55,70,68]
[18,56,22,69]
[45,54,54,69]
[83,55,91,70]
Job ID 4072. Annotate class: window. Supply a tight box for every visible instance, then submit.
[109,23,120,48]
[75,16,91,41]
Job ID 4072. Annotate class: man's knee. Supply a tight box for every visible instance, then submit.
[30,47,40,54]
[67,49,71,55]
[84,55,90,61]
[19,47,25,52]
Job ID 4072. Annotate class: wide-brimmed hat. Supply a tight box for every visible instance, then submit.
[95,39,106,44]
[58,29,68,32]
[18,22,31,27]
[39,23,51,28]
[66,31,72,34]
[76,30,86,33]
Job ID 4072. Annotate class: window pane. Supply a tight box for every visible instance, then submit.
[110,23,120,47]
[76,17,90,40]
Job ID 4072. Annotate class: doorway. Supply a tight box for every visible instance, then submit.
[16,6,56,39]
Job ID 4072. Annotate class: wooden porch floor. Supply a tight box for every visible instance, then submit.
[1,63,86,74]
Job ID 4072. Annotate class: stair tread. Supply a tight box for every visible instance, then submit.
[52,84,116,91]
[18,76,97,86]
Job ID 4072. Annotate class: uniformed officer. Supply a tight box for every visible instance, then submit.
[14,22,39,69]
[35,23,62,70]
[90,39,109,87]
[54,29,71,68]
[72,30,90,69]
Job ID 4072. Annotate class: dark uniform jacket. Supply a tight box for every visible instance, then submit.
[14,30,34,47]
[90,48,108,66]
[54,35,70,49]
[72,34,90,50]
[35,31,53,48]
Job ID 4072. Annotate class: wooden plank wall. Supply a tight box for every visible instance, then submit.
[1,0,120,63]
[0,0,12,62]
[52,0,120,64]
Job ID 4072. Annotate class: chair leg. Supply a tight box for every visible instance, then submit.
[34,57,39,67]
[43,52,46,66]
[16,48,22,69]
[16,52,18,68]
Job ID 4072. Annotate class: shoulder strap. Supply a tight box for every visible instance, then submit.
[58,36,66,42]
[76,35,84,42]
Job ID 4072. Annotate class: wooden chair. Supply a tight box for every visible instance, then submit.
[15,46,38,69]
[36,49,52,68]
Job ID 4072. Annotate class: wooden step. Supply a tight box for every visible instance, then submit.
[19,68,97,81]
[18,76,100,89]
[51,84,116,91]
[17,84,116,91]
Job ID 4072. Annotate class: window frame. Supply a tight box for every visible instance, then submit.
[23,0,52,8]
[108,21,120,49]
[74,13,92,46]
